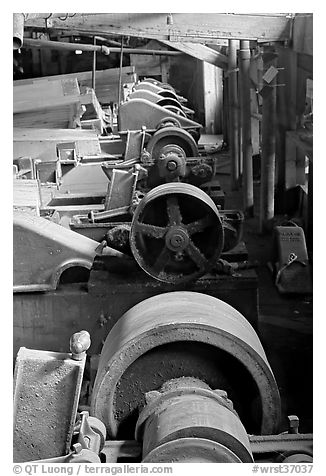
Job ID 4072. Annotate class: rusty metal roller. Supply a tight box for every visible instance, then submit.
[130,183,224,283]
[91,292,281,439]
[135,377,254,463]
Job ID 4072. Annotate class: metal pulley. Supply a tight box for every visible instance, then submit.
[157,144,187,181]
[90,292,281,439]
[129,182,224,283]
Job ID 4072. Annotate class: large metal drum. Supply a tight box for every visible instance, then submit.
[91,292,281,439]
[129,183,224,283]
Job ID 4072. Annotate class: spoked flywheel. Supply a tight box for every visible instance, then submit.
[130,183,224,283]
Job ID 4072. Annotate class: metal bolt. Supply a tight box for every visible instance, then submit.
[288,415,299,434]
[73,443,83,454]
[167,160,177,171]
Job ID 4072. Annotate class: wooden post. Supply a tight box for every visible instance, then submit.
[259,49,277,232]
[239,40,253,216]
[228,39,240,190]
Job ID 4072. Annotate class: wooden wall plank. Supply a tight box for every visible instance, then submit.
[293,14,313,56]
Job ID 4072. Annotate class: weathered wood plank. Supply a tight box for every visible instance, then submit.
[25,13,292,42]
[13,78,80,113]
[14,67,137,105]
[13,179,40,214]
[202,62,223,133]
[293,14,313,56]
[161,41,228,68]
[13,101,84,129]
[14,66,136,86]
[13,128,101,161]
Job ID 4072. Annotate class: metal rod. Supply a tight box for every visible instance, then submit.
[23,37,110,55]
[110,47,181,55]
[228,39,240,190]
[118,37,124,106]
[23,37,181,56]
[92,36,96,91]
[259,49,277,233]
[239,40,254,216]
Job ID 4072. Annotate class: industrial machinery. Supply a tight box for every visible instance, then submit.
[13,331,107,463]
[13,293,313,464]
[13,210,125,292]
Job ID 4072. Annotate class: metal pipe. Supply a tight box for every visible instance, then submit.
[92,37,97,90]
[22,37,110,55]
[109,47,181,56]
[118,37,124,106]
[259,49,277,233]
[22,37,181,56]
[13,13,25,49]
[239,40,254,216]
[228,39,240,190]
[14,13,79,49]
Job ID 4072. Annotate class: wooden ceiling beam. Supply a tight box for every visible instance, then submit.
[24,13,292,43]
[160,41,228,69]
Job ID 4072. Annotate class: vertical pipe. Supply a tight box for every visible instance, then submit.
[223,71,229,146]
[259,50,277,233]
[228,39,240,190]
[238,70,243,182]
[92,36,96,91]
[13,13,25,50]
[239,40,254,216]
[118,37,124,106]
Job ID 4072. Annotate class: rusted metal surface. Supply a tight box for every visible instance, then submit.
[130,183,224,284]
[13,346,86,462]
[220,210,244,252]
[76,411,107,454]
[144,438,242,463]
[249,433,313,461]
[91,292,280,439]
[98,433,314,463]
[27,411,106,464]
[102,441,142,463]
[13,210,124,292]
[136,378,253,463]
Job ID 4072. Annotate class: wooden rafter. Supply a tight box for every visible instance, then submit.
[24,13,293,43]
[160,41,228,69]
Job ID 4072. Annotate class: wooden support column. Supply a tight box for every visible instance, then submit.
[239,40,253,216]
[259,50,277,232]
[202,62,223,134]
[228,39,240,190]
